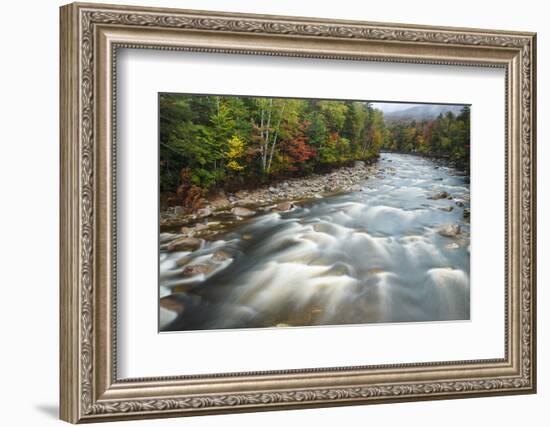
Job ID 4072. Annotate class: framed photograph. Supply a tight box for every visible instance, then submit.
[60,2,537,423]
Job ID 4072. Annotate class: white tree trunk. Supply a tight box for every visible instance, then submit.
[267,104,285,173]
[263,99,273,172]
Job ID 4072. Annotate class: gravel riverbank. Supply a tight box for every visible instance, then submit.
[160,159,382,236]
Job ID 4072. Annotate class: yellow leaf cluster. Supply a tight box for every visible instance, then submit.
[226,135,246,171]
[227,160,245,171]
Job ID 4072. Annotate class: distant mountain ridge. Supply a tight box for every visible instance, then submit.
[383,104,465,122]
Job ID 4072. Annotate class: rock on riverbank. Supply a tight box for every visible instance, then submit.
[160,160,379,233]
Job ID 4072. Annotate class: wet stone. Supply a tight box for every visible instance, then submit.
[176,255,193,267]
[437,224,461,238]
[160,295,186,315]
[180,226,194,235]
[167,237,202,252]
[212,249,231,262]
[274,201,294,212]
[231,207,256,217]
[445,242,460,250]
[182,264,213,277]
[197,206,213,217]
[429,191,450,200]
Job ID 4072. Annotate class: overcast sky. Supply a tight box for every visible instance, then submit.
[370,102,443,113]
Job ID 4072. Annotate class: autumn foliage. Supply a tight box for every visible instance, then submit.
[160,94,388,194]
[384,107,470,168]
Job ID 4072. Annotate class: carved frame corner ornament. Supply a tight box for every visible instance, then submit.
[60,2,536,423]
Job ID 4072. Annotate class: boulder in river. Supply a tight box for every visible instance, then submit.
[231,207,256,217]
[160,295,186,315]
[160,233,179,244]
[455,201,465,207]
[437,224,461,238]
[445,242,460,250]
[167,236,202,252]
[429,191,450,200]
[438,206,454,212]
[182,264,213,277]
[176,255,193,267]
[212,249,231,262]
[463,208,471,221]
[275,201,294,212]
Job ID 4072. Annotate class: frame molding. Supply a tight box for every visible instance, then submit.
[60,2,536,423]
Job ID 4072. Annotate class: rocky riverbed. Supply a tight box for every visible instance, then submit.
[160,159,381,237]
[159,153,471,331]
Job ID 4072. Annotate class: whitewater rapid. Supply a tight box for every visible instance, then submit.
[160,153,470,331]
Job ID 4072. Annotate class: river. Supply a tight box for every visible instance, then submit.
[159,153,470,331]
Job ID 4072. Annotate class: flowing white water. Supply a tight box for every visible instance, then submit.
[160,153,470,331]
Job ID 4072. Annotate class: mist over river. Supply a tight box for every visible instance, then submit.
[159,153,470,331]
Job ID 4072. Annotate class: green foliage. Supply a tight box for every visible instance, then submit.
[191,168,218,188]
[317,101,348,132]
[318,132,341,164]
[160,94,390,194]
[383,106,470,167]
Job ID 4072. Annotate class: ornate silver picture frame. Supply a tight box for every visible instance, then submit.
[60,2,536,423]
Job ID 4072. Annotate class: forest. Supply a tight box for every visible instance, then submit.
[383,107,471,168]
[160,94,388,193]
[159,94,470,201]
